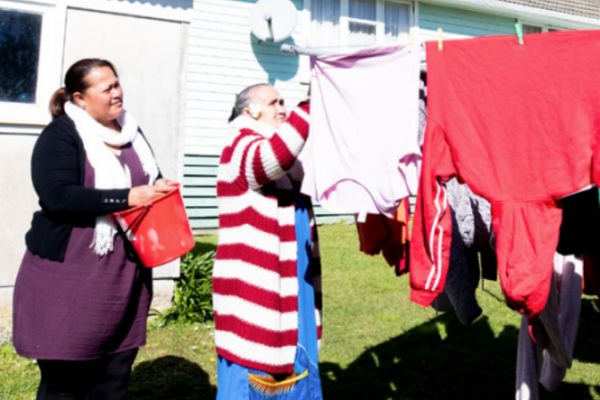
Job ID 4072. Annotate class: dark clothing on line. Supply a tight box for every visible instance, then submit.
[557,186,600,256]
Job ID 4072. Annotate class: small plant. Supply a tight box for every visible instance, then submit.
[157,250,215,325]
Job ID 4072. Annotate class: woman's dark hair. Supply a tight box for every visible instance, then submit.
[228,83,270,123]
[49,59,119,120]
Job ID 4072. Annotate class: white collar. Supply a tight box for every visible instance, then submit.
[228,115,277,139]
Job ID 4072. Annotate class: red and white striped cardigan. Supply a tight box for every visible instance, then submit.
[213,103,322,374]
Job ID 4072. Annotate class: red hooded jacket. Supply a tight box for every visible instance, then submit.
[411,30,600,318]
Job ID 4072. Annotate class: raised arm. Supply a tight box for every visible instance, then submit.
[224,102,310,191]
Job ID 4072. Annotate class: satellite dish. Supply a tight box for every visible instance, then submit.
[250,0,298,42]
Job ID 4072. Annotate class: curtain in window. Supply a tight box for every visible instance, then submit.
[522,24,543,34]
[349,0,376,20]
[311,0,341,47]
[312,0,411,49]
[385,2,410,43]
[349,22,376,45]
[348,0,376,46]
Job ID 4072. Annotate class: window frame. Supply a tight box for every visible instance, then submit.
[0,1,65,126]
[519,20,565,34]
[309,0,416,49]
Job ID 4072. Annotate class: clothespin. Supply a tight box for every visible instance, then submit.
[514,22,524,45]
[357,211,367,223]
[409,27,415,52]
[437,28,443,51]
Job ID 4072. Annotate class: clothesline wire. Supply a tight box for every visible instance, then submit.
[291,44,391,50]
[281,44,428,71]
[281,43,427,53]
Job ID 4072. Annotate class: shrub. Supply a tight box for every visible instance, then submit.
[157,250,215,325]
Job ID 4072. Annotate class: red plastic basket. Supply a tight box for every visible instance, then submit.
[113,183,195,268]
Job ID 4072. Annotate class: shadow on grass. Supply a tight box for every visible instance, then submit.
[572,299,600,365]
[321,299,600,400]
[190,241,217,257]
[127,356,216,400]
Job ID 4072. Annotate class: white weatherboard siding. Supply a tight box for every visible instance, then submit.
[182,0,579,230]
[419,1,516,40]
[184,0,352,229]
[186,0,308,157]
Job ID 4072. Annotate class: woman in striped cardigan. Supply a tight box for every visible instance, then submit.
[213,84,323,399]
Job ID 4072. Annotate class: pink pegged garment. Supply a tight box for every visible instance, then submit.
[410,30,600,319]
[301,43,421,218]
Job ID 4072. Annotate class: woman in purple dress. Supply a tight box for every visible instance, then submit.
[13,59,171,400]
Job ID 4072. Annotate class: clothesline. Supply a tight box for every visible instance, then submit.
[280,31,600,400]
[280,43,428,71]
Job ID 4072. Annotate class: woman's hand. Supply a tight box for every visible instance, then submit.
[127,184,172,207]
[303,85,311,102]
[155,178,175,187]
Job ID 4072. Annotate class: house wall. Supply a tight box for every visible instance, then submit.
[0,0,191,332]
[185,0,307,157]
[419,2,516,38]
[0,134,39,339]
[183,0,354,230]
[181,0,524,230]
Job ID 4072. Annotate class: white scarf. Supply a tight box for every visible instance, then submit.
[65,101,159,256]
[228,114,275,139]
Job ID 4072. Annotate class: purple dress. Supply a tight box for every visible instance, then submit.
[13,144,152,361]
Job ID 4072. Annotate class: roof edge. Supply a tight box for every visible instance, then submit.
[422,0,600,29]
[19,0,193,23]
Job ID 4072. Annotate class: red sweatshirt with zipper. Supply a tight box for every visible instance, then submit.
[411,30,600,318]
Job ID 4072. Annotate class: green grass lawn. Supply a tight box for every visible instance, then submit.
[1,223,599,399]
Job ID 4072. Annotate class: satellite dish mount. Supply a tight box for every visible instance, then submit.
[250,0,298,43]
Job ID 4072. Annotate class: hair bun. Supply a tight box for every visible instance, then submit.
[49,87,68,120]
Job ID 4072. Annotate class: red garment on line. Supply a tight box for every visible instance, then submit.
[410,30,600,318]
[357,198,410,274]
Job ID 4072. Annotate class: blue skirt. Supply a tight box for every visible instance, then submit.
[216,187,322,400]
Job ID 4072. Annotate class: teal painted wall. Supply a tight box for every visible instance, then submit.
[182,155,219,230]
[419,2,516,37]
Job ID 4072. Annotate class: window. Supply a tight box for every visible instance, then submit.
[522,24,542,34]
[521,22,563,34]
[0,1,62,127]
[311,0,413,49]
[0,8,42,104]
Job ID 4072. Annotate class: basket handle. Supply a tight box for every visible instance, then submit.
[122,204,152,237]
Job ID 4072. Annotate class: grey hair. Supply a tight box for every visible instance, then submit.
[228,83,270,123]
